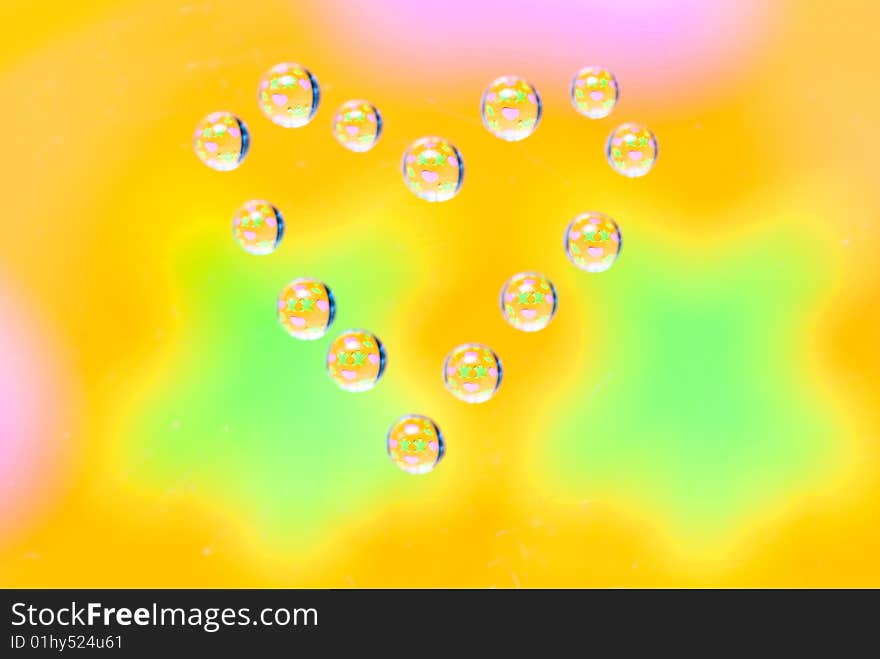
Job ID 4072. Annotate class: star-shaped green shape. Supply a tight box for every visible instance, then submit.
[351,351,366,366]
[458,365,471,378]
[299,298,315,311]
[130,235,414,545]
[474,365,487,378]
[516,292,530,304]
[414,439,427,452]
[542,228,836,537]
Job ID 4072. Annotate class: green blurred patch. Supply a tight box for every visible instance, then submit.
[130,234,417,541]
[544,224,839,538]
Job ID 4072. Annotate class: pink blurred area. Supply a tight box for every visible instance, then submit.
[0,280,73,535]
[316,0,775,102]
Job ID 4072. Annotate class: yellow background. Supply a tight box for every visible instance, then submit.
[2,0,879,587]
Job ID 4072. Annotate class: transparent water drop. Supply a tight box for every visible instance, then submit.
[258,63,320,128]
[564,212,622,272]
[500,272,557,332]
[387,414,445,474]
[327,329,386,392]
[277,278,335,340]
[333,100,382,152]
[401,136,463,202]
[443,343,502,403]
[606,122,658,178]
[481,75,542,141]
[193,111,249,171]
[232,200,284,255]
[571,66,619,119]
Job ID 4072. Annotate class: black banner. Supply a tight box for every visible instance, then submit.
[1,589,875,654]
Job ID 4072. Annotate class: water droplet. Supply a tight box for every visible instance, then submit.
[387,414,444,474]
[327,329,386,392]
[500,272,557,332]
[193,111,249,171]
[443,343,502,403]
[571,66,619,119]
[232,200,284,255]
[606,122,658,178]
[481,75,542,141]
[333,100,382,152]
[258,62,320,128]
[565,212,622,272]
[401,136,463,202]
[277,278,335,340]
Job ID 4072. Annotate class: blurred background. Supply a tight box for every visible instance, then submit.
[2,0,879,587]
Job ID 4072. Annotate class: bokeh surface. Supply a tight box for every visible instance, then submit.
[2,0,880,587]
